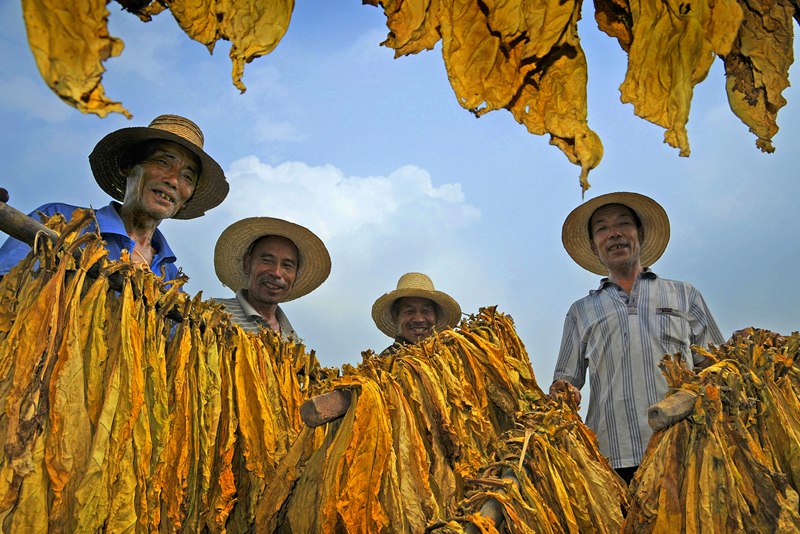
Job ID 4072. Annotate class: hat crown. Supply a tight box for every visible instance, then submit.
[396,272,435,291]
[148,114,205,149]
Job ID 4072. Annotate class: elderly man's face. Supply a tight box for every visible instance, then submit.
[393,297,438,343]
[243,235,299,306]
[123,140,199,220]
[589,203,644,273]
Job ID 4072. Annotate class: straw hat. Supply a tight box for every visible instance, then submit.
[372,272,462,338]
[214,217,331,302]
[89,114,229,220]
[562,192,670,275]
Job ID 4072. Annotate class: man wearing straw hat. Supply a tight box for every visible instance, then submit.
[372,272,462,357]
[550,192,724,483]
[213,217,331,339]
[0,114,229,279]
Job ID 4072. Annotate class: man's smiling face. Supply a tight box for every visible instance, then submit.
[242,235,299,307]
[393,297,438,343]
[589,203,644,274]
[124,140,199,220]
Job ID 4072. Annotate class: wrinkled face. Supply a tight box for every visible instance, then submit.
[393,297,438,344]
[123,140,199,220]
[243,235,299,306]
[589,204,645,273]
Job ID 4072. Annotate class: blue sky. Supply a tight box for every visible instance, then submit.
[1,1,798,389]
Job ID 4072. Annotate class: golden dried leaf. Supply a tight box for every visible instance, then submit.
[618,0,743,155]
[21,0,130,118]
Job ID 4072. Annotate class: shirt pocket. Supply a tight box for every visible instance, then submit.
[656,307,691,358]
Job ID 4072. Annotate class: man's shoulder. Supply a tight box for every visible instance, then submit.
[211,296,240,309]
[30,202,85,218]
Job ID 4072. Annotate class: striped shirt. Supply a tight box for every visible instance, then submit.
[214,289,297,341]
[553,270,723,468]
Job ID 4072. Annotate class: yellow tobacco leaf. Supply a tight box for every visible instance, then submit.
[44,239,96,526]
[619,0,743,156]
[371,0,603,191]
[159,0,295,92]
[372,0,443,56]
[321,379,393,532]
[21,0,130,117]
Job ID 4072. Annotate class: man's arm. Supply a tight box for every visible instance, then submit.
[550,311,587,404]
[687,285,725,368]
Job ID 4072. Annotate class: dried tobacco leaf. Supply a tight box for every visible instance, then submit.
[368,0,604,191]
[627,333,800,532]
[618,0,743,156]
[0,211,326,531]
[21,0,130,118]
[723,0,795,153]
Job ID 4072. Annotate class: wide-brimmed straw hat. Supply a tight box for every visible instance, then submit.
[89,114,229,220]
[562,192,670,275]
[372,272,462,338]
[214,217,331,302]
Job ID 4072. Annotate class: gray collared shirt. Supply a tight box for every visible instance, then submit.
[214,289,297,341]
[553,270,724,469]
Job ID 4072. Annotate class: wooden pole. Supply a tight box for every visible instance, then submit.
[0,200,58,246]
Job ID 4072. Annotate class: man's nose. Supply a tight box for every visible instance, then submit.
[161,167,180,189]
[265,263,284,278]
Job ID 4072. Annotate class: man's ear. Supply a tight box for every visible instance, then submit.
[241,255,250,275]
[638,226,645,244]
[590,240,599,256]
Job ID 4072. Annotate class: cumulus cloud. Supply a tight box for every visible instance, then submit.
[220,156,480,241]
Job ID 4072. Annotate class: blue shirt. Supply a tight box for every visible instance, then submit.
[0,201,179,280]
[553,270,724,469]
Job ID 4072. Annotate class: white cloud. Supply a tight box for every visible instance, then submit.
[220,157,480,241]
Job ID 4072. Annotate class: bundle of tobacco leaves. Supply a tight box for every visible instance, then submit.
[255,307,551,532]
[0,209,333,531]
[626,329,800,532]
[428,398,628,533]
[257,308,633,533]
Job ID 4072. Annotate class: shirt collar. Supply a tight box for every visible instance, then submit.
[235,288,286,321]
[592,268,658,294]
[95,201,177,262]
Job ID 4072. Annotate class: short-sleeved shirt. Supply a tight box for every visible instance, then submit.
[214,289,297,341]
[0,201,179,280]
[553,270,724,469]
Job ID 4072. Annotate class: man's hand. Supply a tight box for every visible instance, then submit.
[693,355,714,370]
[549,379,582,405]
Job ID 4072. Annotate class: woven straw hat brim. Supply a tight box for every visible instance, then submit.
[371,287,462,338]
[89,127,229,220]
[214,217,331,302]
[561,191,670,275]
